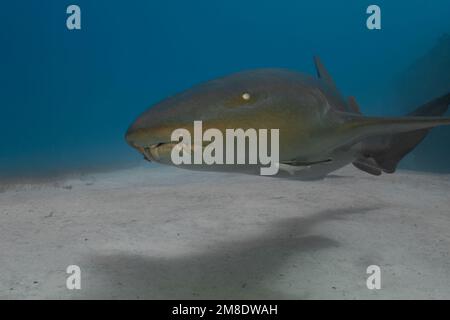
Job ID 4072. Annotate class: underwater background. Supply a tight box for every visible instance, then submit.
[1,0,450,179]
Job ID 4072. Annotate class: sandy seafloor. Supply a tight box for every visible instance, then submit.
[1,164,450,299]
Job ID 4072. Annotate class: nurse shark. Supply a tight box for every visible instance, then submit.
[125,57,450,179]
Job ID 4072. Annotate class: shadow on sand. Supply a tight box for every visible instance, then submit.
[83,206,380,299]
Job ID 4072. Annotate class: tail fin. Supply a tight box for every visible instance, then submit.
[352,93,450,175]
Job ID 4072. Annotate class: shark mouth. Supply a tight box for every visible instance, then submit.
[142,142,202,162]
[142,143,166,162]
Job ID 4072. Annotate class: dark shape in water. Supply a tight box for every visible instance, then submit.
[392,34,450,172]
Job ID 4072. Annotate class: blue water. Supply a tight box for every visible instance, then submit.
[1,0,450,178]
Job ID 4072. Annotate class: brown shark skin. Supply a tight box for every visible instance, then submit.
[126,58,450,180]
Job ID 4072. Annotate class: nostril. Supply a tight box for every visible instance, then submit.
[149,145,162,161]
[143,147,157,162]
[143,143,167,162]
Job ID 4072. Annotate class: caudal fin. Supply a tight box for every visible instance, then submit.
[352,92,450,175]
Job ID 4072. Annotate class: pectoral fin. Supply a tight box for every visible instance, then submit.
[353,158,382,176]
[278,159,333,176]
[281,159,332,166]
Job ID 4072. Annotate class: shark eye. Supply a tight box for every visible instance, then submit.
[242,92,251,101]
[225,92,257,108]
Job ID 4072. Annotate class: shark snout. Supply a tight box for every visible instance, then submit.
[125,117,166,146]
[125,126,163,162]
[124,121,145,151]
[125,123,141,147]
[125,112,185,163]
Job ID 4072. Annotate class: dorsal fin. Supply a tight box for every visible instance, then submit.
[313,56,350,112]
[313,56,336,88]
[348,96,362,114]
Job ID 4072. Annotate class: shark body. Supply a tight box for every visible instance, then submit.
[126,57,450,180]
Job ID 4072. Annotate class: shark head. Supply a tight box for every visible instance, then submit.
[125,69,325,165]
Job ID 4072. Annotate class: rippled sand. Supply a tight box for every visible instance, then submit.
[1,164,450,299]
